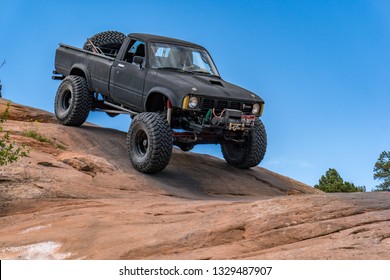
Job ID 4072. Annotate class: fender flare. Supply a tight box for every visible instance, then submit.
[69,64,92,90]
[144,86,183,111]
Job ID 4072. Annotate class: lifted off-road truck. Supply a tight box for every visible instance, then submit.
[53,31,267,173]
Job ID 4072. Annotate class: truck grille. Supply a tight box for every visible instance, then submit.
[216,100,228,111]
[202,98,215,109]
[201,98,253,114]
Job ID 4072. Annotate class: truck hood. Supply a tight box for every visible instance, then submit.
[149,70,264,103]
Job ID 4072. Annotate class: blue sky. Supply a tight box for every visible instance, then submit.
[1,0,389,191]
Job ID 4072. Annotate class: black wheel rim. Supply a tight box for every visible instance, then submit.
[135,129,148,156]
[61,89,72,111]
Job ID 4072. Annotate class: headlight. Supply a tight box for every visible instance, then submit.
[252,103,260,115]
[188,96,199,109]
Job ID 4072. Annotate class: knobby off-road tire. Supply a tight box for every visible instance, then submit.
[127,112,173,174]
[83,31,126,54]
[54,75,93,126]
[221,118,267,169]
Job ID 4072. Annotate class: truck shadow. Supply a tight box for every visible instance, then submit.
[76,125,312,199]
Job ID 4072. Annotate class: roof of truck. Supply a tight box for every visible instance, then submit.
[128,33,205,49]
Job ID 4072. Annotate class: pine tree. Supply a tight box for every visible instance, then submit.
[314,168,365,192]
[373,151,390,191]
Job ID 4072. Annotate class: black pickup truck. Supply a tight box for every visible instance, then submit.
[53,31,267,174]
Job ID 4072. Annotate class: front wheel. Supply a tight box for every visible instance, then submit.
[54,75,93,126]
[127,112,173,174]
[221,118,267,169]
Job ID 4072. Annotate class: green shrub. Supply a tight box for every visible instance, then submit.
[0,102,30,166]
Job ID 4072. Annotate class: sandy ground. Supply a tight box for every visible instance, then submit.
[0,99,389,259]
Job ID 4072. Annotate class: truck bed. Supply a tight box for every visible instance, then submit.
[55,44,115,96]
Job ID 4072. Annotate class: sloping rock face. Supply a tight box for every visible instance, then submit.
[0,99,389,260]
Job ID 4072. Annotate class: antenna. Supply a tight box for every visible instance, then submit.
[0,59,6,69]
[0,59,5,97]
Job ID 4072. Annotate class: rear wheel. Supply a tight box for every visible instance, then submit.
[221,118,267,168]
[127,112,173,174]
[54,75,92,126]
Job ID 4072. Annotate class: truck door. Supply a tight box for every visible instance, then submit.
[109,39,146,110]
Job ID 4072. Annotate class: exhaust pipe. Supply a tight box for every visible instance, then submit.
[52,76,64,80]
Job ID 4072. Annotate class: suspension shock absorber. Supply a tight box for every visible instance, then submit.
[167,99,172,126]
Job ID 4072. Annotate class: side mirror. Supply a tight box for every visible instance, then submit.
[133,56,144,68]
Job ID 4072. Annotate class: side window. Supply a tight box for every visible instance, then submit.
[124,40,145,63]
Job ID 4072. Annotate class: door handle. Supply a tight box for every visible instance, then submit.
[118,63,125,68]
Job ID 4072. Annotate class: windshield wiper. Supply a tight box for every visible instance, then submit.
[156,67,220,78]
[156,67,190,73]
[191,70,221,79]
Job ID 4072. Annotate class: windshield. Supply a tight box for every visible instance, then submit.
[149,42,220,76]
